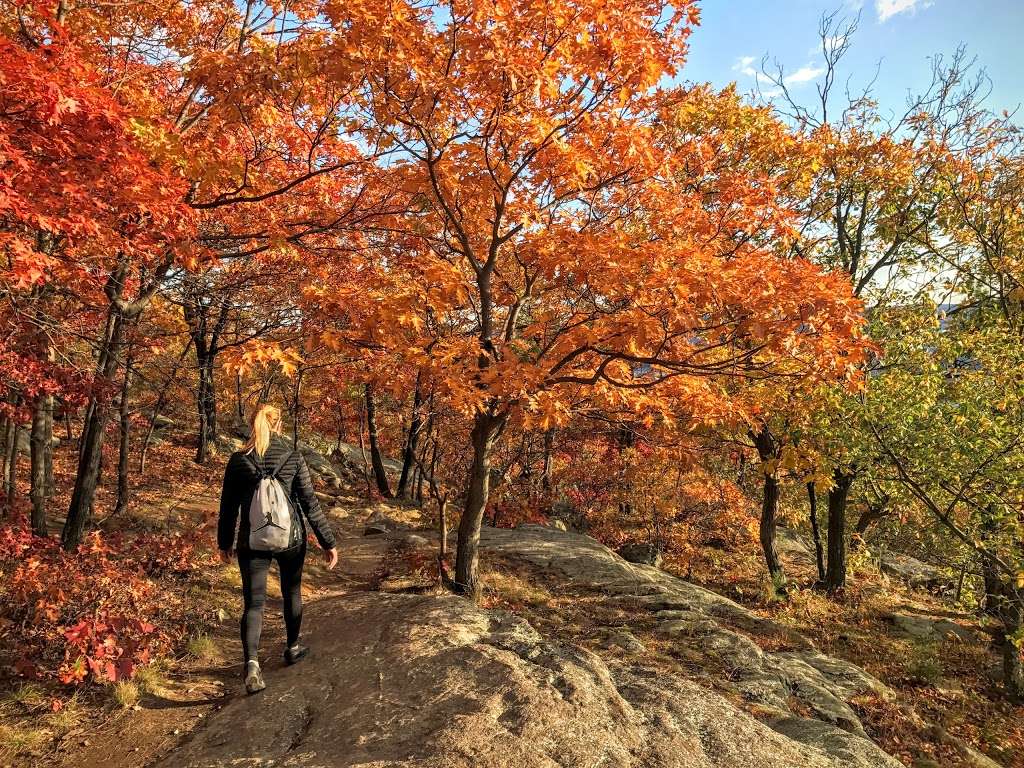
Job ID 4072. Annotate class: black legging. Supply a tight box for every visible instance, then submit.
[238,545,306,663]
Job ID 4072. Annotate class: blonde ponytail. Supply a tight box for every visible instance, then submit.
[244,404,282,457]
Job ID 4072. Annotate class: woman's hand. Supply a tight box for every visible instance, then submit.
[219,549,234,564]
[324,547,339,571]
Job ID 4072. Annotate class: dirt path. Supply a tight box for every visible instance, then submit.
[51,492,400,768]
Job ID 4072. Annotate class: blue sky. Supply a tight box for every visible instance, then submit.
[681,0,1024,118]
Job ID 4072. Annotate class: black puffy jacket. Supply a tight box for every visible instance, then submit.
[217,434,337,553]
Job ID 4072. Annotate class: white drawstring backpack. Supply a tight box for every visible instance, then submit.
[245,451,296,551]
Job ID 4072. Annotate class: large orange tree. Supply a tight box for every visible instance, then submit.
[311,0,868,593]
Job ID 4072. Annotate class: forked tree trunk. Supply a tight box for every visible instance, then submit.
[453,411,506,596]
[65,256,168,551]
[29,393,53,535]
[807,481,826,583]
[824,469,855,593]
[364,383,393,498]
[194,353,217,464]
[186,292,230,465]
[752,428,786,593]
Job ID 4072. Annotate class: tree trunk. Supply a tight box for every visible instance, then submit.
[63,311,126,550]
[184,290,230,466]
[752,428,785,593]
[364,383,393,498]
[453,411,506,596]
[258,373,275,404]
[114,361,132,517]
[235,371,245,426]
[998,590,1024,702]
[416,411,435,506]
[438,497,448,560]
[807,481,826,583]
[62,404,73,443]
[1,415,13,505]
[6,420,21,512]
[194,352,217,464]
[43,401,53,499]
[824,469,855,593]
[357,401,372,497]
[541,428,554,493]
[760,473,785,592]
[29,394,53,535]
[335,405,344,453]
[396,374,423,499]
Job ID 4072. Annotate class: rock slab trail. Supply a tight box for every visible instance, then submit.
[146,518,906,768]
[50,493,395,768]
[160,591,854,768]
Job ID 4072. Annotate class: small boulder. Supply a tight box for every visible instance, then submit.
[602,629,647,654]
[879,553,949,592]
[887,613,978,643]
[364,511,398,536]
[617,543,663,568]
[400,533,431,548]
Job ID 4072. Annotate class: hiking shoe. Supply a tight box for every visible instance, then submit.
[284,644,309,665]
[244,661,266,694]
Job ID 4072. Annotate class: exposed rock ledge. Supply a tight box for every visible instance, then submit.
[162,590,896,768]
[482,524,902,767]
[161,523,909,768]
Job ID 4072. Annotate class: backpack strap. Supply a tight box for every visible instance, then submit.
[269,449,295,479]
[241,451,268,478]
[241,449,294,479]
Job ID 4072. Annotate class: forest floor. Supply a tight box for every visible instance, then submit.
[1,434,1022,767]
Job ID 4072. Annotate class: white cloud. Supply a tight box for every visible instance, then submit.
[875,0,934,22]
[732,55,757,77]
[784,65,826,85]
[731,55,824,98]
[817,34,847,55]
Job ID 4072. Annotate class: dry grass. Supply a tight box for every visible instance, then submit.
[2,683,48,714]
[0,723,51,762]
[481,568,552,608]
[46,695,82,731]
[186,633,220,663]
[111,680,141,710]
[132,663,168,696]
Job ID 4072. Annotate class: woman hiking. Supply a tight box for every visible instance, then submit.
[218,403,339,694]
